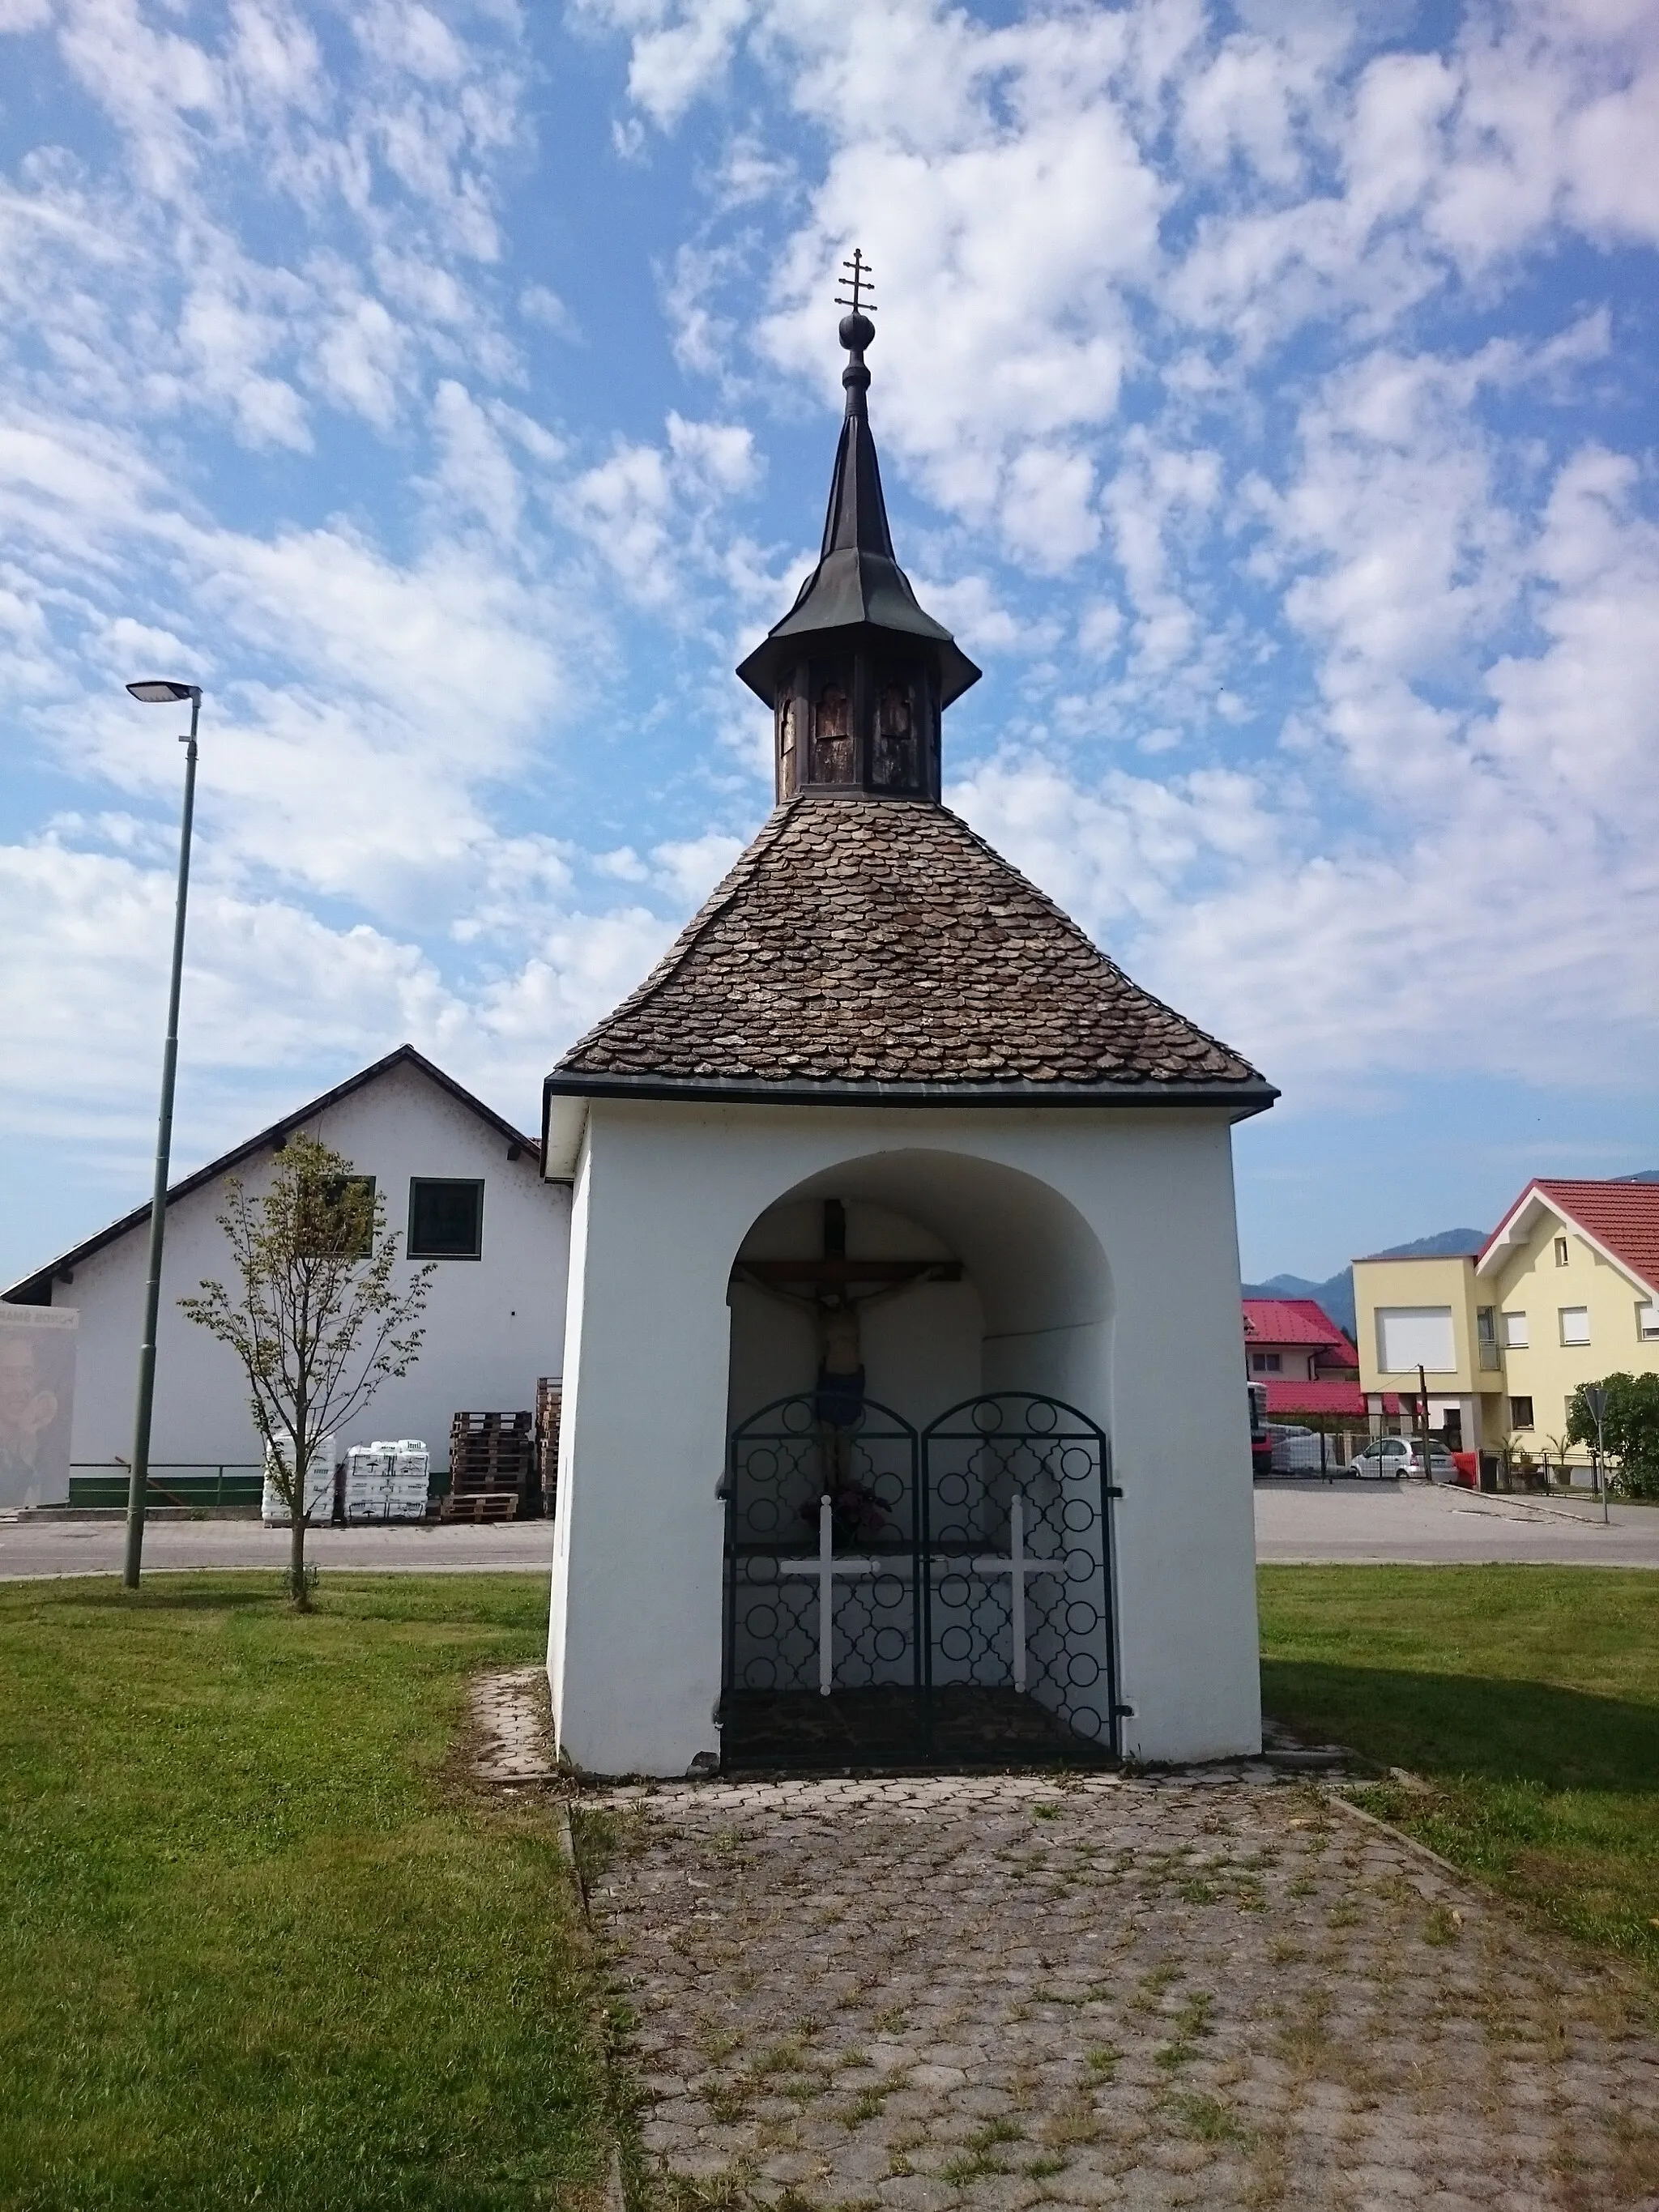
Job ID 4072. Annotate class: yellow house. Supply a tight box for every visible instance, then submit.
[1354,1178,1659,1466]
[1352,1250,1494,1454]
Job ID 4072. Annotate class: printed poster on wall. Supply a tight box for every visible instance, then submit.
[0,1306,78,1509]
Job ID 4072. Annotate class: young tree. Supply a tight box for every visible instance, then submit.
[1567,1374,1659,1499]
[180,1134,433,1605]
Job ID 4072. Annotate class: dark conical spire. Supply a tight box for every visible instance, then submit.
[736,254,980,803]
[819,305,895,561]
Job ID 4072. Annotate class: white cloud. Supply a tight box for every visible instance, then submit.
[568,411,760,607]
[650,829,744,905]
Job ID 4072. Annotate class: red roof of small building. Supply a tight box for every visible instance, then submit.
[1481,1178,1659,1298]
[1263,1379,1398,1417]
[1243,1298,1357,1359]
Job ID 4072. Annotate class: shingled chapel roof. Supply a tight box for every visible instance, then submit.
[551,796,1273,1109]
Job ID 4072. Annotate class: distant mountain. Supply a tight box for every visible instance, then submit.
[1245,1229,1487,1336]
[1371,1228,1489,1259]
[1628,1169,1659,1182]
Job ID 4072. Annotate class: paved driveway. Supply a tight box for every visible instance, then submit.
[1254,1478,1659,1567]
[0,1514,555,1579]
[583,1772,1659,2210]
[4,1484,1655,1578]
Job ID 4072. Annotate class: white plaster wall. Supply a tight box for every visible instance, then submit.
[41,1060,569,1473]
[549,1100,1260,1775]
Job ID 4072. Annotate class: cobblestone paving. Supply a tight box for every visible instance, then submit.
[578,1773,1659,2211]
[471,1665,557,1784]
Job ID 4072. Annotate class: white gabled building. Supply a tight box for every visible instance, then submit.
[540,305,1277,1779]
[3,1046,569,1493]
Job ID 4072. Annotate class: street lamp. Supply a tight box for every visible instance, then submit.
[122,679,203,1589]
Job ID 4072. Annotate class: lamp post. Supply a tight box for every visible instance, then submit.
[122,680,203,1591]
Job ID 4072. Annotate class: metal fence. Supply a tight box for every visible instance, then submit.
[721,1391,1119,1768]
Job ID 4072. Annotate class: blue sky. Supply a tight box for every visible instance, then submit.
[2,0,1656,1288]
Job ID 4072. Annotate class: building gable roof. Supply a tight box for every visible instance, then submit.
[1243,1298,1357,1361]
[1478,1177,1659,1300]
[2,1045,538,1306]
[549,796,1274,1110]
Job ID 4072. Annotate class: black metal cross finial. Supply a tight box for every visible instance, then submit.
[834,248,876,317]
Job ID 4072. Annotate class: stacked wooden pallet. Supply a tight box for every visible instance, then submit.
[535,1377,562,1515]
[444,1411,533,1522]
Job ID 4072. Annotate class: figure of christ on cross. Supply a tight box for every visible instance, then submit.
[732,1200,962,1537]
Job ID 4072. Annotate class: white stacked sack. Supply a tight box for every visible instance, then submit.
[344,1440,430,1524]
[262,1434,335,1527]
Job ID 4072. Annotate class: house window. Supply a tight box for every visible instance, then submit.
[1559,1306,1590,1347]
[1639,1303,1659,1341]
[296,1174,374,1259]
[408,1178,484,1259]
[1475,1306,1499,1370]
[1554,1235,1569,1267]
[1375,1306,1455,1374]
[1509,1396,1533,1430]
[1251,1352,1282,1374]
[1502,1311,1529,1349]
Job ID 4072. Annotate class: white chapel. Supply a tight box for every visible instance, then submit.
[543,292,1277,1778]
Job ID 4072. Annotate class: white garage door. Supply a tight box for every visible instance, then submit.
[1375,1306,1456,1374]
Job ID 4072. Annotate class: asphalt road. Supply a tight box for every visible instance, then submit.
[0,1515,557,1580]
[1253,1475,1659,1566]
[3,1482,1656,1579]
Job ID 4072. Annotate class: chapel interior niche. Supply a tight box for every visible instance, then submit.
[727,1195,981,1440]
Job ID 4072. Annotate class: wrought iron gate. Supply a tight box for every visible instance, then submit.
[721,1391,1118,1768]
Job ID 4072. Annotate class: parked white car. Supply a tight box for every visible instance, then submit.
[1348,1436,1458,1482]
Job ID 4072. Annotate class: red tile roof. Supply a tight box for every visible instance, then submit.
[1242,1298,1352,1351]
[1483,1178,1659,1297]
[1262,1379,1397,1417]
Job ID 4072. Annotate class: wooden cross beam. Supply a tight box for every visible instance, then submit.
[732,1258,962,1288]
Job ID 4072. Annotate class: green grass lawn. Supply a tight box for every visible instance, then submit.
[0,1575,609,2212]
[1260,1564,1659,1987]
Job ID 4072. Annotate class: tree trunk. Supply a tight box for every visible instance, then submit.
[288,1507,310,1609]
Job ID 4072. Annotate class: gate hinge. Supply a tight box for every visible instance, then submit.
[1112,1702,1136,1718]
[1105,1485,1124,1498]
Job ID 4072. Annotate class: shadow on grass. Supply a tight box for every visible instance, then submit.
[67,1583,294,1615]
[1261,1660,1659,1796]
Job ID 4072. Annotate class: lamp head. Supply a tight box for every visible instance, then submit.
[126,679,199,704]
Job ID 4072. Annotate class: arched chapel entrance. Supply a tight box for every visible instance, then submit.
[720,1150,1121,1767]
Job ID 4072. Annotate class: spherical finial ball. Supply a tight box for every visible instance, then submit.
[838,310,875,352]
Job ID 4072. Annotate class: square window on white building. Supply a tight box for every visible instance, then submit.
[1559,1306,1590,1347]
[1250,1352,1282,1374]
[408,1178,485,1259]
[1501,1311,1529,1349]
[1375,1306,1456,1374]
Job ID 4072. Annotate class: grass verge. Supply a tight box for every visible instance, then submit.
[0,1572,610,2211]
[1259,1563,1659,1988]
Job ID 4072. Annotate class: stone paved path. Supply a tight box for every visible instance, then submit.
[471,1665,557,1784]
[578,1774,1659,2211]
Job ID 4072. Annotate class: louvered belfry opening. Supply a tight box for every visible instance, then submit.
[774,652,940,801]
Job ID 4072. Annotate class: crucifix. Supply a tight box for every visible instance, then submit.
[734,1198,960,1425]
